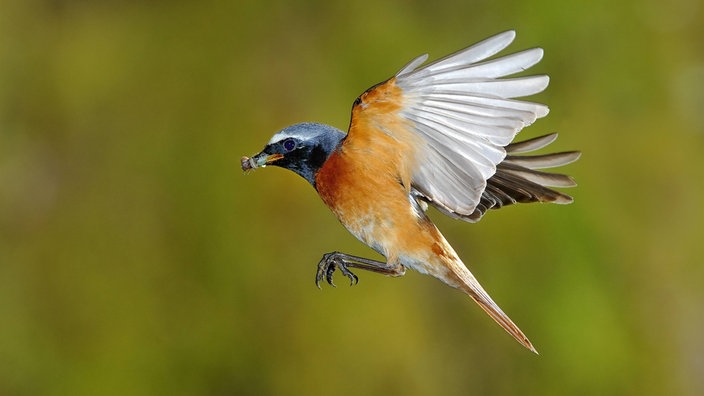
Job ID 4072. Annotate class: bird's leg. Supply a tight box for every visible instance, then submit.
[316,251,406,288]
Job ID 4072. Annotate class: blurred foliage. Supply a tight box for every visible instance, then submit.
[1,0,703,395]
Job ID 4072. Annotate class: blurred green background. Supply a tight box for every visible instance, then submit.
[1,0,703,395]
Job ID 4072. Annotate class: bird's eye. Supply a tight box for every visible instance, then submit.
[282,139,296,152]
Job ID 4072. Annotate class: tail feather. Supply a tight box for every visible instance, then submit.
[465,283,538,353]
[413,214,537,352]
[442,254,537,353]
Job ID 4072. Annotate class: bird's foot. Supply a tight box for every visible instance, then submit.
[316,252,359,288]
[315,252,405,289]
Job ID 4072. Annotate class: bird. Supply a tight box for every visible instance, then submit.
[241,30,579,353]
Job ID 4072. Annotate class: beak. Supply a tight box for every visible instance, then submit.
[241,152,284,171]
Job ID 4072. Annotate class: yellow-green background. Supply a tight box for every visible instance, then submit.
[1,0,702,395]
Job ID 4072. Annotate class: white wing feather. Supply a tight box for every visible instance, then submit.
[394,30,550,216]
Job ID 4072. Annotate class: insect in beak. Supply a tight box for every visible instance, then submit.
[241,153,283,172]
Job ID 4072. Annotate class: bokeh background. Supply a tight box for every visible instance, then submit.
[1,0,703,395]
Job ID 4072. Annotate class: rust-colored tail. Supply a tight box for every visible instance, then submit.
[433,240,537,353]
[463,276,536,353]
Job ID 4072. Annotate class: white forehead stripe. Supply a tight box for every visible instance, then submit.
[267,129,309,145]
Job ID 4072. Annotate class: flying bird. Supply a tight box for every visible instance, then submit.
[242,31,579,353]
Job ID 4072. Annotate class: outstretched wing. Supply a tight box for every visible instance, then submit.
[346,30,576,220]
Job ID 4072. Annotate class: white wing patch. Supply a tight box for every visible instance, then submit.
[395,30,551,216]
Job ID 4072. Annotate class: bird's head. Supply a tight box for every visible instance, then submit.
[242,123,345,186]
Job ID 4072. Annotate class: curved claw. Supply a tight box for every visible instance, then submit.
[337,264,359,286]
[316,252,358,289]
[315,253,331,289]
[326,262,336,287]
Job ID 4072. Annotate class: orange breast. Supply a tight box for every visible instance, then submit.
[315,132,439,263]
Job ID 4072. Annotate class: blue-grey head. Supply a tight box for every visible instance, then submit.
[242,122,346,186]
